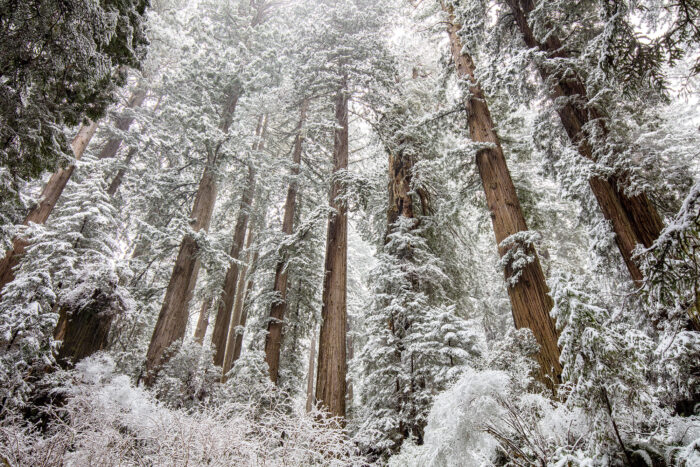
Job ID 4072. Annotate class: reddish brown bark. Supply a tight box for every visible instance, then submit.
[264,101,308,384]
[55,293,120,367]
[222,226,255,380]
[0,122,98,299]
[315,79,349,419]
[231,249,257,364]
[193,297,213,344]
[444,6,562,389]
[143,165,218,385]
[387,147,415,227]
[506,0,664,282]
[106,147,137,196]
[96,88,148,161]
[211,116,265,367]
[143,87,240,385]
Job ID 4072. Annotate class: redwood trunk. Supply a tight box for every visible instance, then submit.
[193,297,213,344]
[106,147,137,196]
[445,7,562,388]
[306,329,317,412]
[222,226,255,379]
[56,294,118,367]
[0,121,98,298]
[387,146,415,227]
[211,116,264,366]
[97,88,148,161]
[506,0,664,282]
[232,253,256,363]
[315,80,349,419]
[143,166,218,385]
[143,88,240,385]
[264,101,308,383]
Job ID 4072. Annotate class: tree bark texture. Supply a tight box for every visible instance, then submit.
[444,6,562,389]
[315,80,349,420]
[106,147,137,196]
[96,88,148,161]
[231,266,258,367]
[264,101,308,384]
[231,250,256,363]
[506,0,664,282]
[193,297,213,344]
[0,121,98,299]
[142,87,241,385]
[211,115,265,367]
[222,226,255,380]
[143,165,218,385]
[55,291,120,367]
[387,144,415,227]
[306,329,317,412]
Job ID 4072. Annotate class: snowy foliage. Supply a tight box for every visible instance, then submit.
[497,230,541,288]
[0,0,699,465]
[0,355,364,466]
[0,0,148,187]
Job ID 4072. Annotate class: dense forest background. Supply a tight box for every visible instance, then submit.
[0,0,699,465]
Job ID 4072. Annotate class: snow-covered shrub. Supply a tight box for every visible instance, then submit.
[550,273,666,453]
[0,354,364,466]
[221,350,276,409]
[388,317,700,466]
[151,341,221,409]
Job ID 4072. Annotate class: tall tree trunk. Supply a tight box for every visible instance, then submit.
[232,248,258,363]
[346,317,354,411]
[106,147,137,196]
[444,5,562,389]
[193,297,213,344]
[315,78,349,419]
[306,329,317,412]
[386,135,422,444]
[387,143,415,227]
[96,88,148,161]
[222,225,255,380]
[0,121,98,299]
[142,165,218,385]
[54,89,152,364]
[211,115,265,367]
[143,86,240,385]
[264,100,308,383]
[0,86,149,299]
[506,0,664,282]
[107,94,164,196]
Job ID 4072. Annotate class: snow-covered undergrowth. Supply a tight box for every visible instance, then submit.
[389,367,700,467]
[0,355,362,466]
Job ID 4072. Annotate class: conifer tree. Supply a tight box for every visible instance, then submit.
[264,101,308,384]
[143,0,282,383]
[0,0,148,186]
[211,118,264,368]
[0,85,149,299]
[441,1,562,388]
[0,158,129,407]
